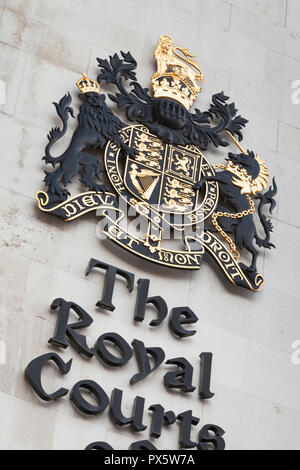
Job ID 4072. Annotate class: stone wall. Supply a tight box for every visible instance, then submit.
[0,0,299,450]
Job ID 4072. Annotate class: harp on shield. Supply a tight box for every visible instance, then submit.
[129,164,160,200]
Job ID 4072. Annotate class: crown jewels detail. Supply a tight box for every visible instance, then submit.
[152,35,204,110]
[76,73,100,94]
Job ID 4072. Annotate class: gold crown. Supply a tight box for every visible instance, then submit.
[76,73,100,94]
[152,35,204,110]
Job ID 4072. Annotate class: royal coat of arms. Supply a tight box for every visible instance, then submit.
[36,35,277,292]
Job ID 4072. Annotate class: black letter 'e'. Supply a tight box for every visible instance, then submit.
[169,307,198,338]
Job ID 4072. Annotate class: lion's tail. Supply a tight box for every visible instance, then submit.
[254,177,277,249]
[173,47,204,81]
[43,93,74,165]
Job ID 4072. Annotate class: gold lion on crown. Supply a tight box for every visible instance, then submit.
[152,35,204,109]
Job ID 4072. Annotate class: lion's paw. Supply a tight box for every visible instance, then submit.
[126,146,138,158]
[48,184,70,199]
[42,155,56,167]
[90,183,107,193]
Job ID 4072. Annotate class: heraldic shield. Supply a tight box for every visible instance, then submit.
[104,124,218,269]
[122,126,217,217]
[35,35,278,293]
[111,125,218,220]
[124,126,201,212]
